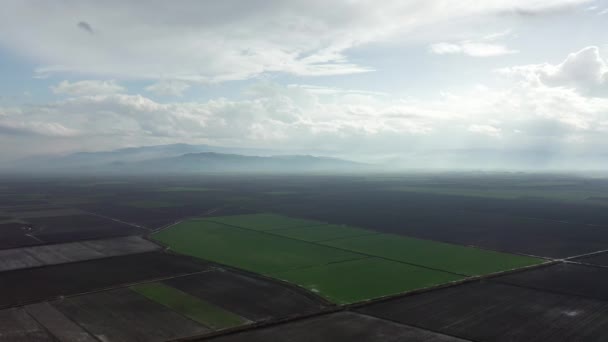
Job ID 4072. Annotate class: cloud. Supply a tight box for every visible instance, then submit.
[431,42,518,57]
[430,30,518,57]
[499,46,608,95]
[468,124,502,137]
[145,81,191,97]
[77,21,94,34]
[2,70,608,166]
[51,80,125,96]
[0,0,588,81]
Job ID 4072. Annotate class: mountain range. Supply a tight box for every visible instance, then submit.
[8,144,365,174]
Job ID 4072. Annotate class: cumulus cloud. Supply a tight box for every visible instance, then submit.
[499,46,608,95]
[2,69,608,166]
[145,81,191,97]
[51,80,125,96]
[0,0,588,81]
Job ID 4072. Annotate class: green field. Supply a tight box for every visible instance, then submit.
[153,214,544,304]
[271,224,376,242]
[322,234,542,276]
[203,213,324,231]
[272,257,462,304]
[131,282,246,329]
[153,220,361,274]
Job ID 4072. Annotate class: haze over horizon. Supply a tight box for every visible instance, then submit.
[1,1,608,169]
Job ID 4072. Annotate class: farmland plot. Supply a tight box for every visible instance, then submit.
[359,281,608,342]
[0,252,209,308]
[53,288,209,342]
[166,269,325,321]
[0,307,54,341]
[495,263,608,301]
[206,312,470,342]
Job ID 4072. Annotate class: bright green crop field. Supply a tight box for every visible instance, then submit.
[153,214,544,304]
[321,234,542,276]
[272,257,462,304]
[271,224,376,242]
[203,213,323,231]
[153,220,361,274]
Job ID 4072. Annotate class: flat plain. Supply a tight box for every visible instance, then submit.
[2,173,608,341]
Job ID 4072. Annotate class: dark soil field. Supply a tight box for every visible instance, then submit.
[204,312,470,342]
[0,307,54,341]
[0,222,40,249]
[53,288,209,342]
[0,236,159,272]
[24,302,98,342]
[26,214,145,243]
[359,281,608,342]
[0,252,209,308]
[166,269,326,322]
[495,262,608,301]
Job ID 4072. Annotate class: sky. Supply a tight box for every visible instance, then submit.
[1,0,608,169]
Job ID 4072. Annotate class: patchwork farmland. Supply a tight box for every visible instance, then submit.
[1,174,608,341]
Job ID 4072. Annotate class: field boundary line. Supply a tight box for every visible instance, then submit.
[200,219,472,277]
[563,248,608,261]
[151,206,228,234]
[183,260,556,341]
[75,208,151,231]
[0,263,217,311]
[354,311,480,342]
[158,248,335,307]
[0,238,160,276]
[564,259,608,270]
[489,267,608,303]
[23,303,103,342]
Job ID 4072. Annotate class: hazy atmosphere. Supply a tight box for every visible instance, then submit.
[1,0,608,169]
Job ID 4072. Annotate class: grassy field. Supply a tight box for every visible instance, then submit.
[272,257,462,304]
[153,214,544,304]
[153,220,361,274]
[322,234,542,276]
[271,224,377,242]
[203,213,323,231]
[131,282,246,329]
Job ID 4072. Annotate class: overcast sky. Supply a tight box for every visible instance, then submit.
[1,0,608,168]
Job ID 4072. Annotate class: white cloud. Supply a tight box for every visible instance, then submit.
[468,124,502,137]
[430,30,518,57]
[145,81,191,97]
[431,42,518,57]
[499,46,608,95]
[51,80,125,96]
[0,0,588,81]
[2,69,608,165]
